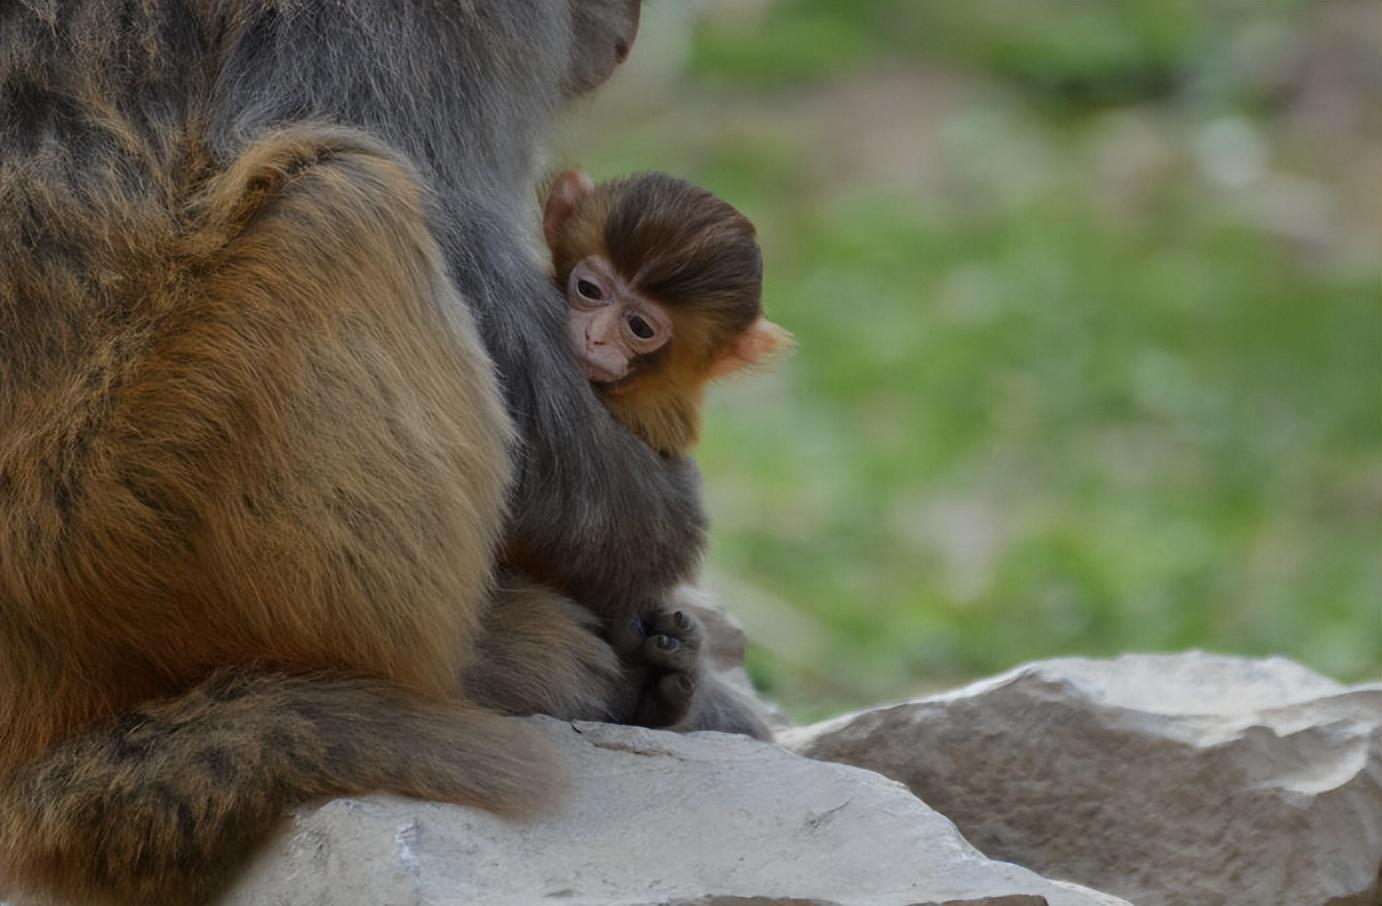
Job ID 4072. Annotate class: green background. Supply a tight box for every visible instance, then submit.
[556,0,1382,720]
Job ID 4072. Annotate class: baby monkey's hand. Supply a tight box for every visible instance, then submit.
[610,605,705,728]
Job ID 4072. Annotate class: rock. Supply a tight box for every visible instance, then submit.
[781,652,1382,906]
[225,717,1129,906]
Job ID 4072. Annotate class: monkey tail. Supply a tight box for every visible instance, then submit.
[0,669,558,906]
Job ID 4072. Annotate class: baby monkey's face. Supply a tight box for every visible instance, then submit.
[565,255,673,383]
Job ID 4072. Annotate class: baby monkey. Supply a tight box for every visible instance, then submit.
[543,169,789,457]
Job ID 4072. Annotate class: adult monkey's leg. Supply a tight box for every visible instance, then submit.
[467,580,774,739]
[465,576,626,722]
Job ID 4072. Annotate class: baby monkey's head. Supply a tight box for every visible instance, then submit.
[543,169,786,391]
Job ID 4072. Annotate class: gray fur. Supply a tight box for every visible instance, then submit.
[206,0,707,606]
[0,0,700,612]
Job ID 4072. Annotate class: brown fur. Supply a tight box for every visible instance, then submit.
[466,576,774,740]
[547,173,766,456]
[465,574,629,722]
[0,124,560,906]
[3,671,551,906]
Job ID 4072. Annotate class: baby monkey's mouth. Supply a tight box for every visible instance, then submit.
[568,313,630,384]
[581,353,626,384]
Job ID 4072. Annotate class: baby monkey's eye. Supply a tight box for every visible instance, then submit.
[577,279,603,301]
[627,314,655,340]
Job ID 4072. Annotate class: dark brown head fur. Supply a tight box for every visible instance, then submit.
[548,173,766,455]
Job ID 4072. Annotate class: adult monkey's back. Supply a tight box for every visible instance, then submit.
[0,2,666,905]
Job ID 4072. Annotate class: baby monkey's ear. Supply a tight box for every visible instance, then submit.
[543,168,596,251]
[711,317,794,378]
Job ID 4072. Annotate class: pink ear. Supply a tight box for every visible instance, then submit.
[711,317,793,377]
[543,168,595,250]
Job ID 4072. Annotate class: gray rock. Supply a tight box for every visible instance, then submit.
[781,652,1382,906]
[225,717,1129,906]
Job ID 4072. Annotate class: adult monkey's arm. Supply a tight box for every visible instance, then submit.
[209,0,705,605]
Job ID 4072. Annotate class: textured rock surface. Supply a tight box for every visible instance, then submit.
[225,717,1128,906]
[782,652,1382,906]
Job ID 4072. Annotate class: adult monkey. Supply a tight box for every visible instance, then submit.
[0,2,759,905]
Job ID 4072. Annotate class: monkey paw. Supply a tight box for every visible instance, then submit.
[617,607,704,729]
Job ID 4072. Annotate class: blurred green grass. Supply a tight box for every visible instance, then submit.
[559,0,1382,719]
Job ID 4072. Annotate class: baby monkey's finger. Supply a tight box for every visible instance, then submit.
[640,631,699,673]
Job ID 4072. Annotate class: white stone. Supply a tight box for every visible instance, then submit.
[782,652,1382,906]
[225,717,1129,906]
